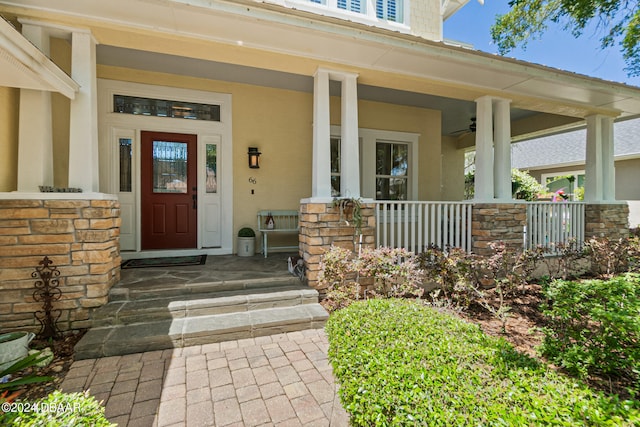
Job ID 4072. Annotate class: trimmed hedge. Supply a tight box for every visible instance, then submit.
[326,299,640,426]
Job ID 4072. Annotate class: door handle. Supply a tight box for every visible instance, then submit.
[192,194,197,209]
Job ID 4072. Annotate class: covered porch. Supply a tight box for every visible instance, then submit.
[2,0,640,331]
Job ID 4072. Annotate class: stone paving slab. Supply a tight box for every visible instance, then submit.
[61,329,349,426]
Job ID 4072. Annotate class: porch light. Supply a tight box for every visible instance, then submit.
[248,147,261,169]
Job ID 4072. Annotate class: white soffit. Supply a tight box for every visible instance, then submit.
[0,17,78,98]
[3,0,640,116]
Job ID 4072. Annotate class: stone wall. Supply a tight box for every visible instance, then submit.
[471,203,527,256]
[585,203,630,241]
[0,197,121,332]
[299,201,375,291]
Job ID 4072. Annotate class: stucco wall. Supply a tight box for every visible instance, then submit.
[440,135,465,201]
[615,158,640,200]
[97,65,443,250]
[0,86,18,192]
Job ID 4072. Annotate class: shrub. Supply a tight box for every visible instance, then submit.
[419,242,543,332]
[0,390,114,426]
[539,274,640,390]
[318,246,424,312]
[584,237,633,277]
[326,299,640,426]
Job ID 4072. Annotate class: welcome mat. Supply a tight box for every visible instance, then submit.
[121,255,207,269]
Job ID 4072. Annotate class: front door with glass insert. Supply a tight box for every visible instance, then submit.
[141,131,197,249]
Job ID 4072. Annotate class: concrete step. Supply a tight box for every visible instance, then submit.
[108,276,303,302]
[91,287,319,327]
[74,304,329,359]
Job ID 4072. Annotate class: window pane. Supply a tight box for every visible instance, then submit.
[153,141,188,193]
[392,144,408,176]
[330,138,341,173]
[331,176,341,197]
[377,177,407,200]
[114,95,220,121]
[119,138,132,192]
[206,144,217,193]
[376,143,391,175]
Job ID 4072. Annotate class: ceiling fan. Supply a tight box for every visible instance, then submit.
[451,117,476,137]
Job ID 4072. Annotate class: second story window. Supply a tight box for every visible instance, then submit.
[376,0,401,22]
[296,0,405,25]
[338,0,362,13]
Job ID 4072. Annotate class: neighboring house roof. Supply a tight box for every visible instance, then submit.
[511,118,640,170]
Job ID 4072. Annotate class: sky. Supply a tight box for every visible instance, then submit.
[443,0,640,87]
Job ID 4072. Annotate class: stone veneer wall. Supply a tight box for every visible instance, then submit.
[471,203,527,256]
[0,198,121,332]
[584,203,630,241]
[299,201,375,291]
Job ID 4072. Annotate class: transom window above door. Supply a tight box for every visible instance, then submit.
[113,95,220,121]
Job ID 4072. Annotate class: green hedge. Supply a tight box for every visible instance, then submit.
[326,299,640,426]
[540,274,640,386]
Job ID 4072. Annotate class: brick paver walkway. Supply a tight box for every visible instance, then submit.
[61,329,348,426]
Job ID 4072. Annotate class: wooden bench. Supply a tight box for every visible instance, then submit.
[257,210,299,258]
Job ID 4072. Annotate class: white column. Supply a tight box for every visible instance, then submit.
[474,96,494,201]
[311,69,332,199]
[340,73,360,198]
[17,24,53,192]
[493,98,512,201]
[584,115,603,202]
[601,116,615,201]
[68,30,99,192]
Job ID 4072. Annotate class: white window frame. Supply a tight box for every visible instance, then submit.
[330,126,419,200]
[278,0,410,30]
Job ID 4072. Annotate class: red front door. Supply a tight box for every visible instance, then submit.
[141,131,197,250]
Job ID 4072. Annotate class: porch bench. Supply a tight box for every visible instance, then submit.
[257,210,299,258]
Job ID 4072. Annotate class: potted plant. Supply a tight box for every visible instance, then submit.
[237,227,256,257]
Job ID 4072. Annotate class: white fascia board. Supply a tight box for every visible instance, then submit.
[0,17,79,98]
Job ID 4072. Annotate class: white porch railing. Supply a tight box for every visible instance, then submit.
[525,202,585,251]
[374,201,473,253]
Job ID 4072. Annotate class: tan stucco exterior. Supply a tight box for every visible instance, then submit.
[0,86,18,192]
[97,64,443,239]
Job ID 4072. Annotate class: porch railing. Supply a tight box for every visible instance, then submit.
[525,202,585,251]
[374,201,473,253]
[372,201,585,254]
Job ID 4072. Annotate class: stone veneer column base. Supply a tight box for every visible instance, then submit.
[471,203,527,256]
[584,203,630,241]
[0,197,121,332]
[299,201,375,291]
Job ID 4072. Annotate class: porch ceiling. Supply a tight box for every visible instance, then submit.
[96,44,535,136]
[3,0,640,121]
[0,16,78,98]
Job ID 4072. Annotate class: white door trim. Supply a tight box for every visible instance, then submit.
[98,79,233,257]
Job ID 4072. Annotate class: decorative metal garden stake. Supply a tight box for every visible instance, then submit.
[32,256,62,340]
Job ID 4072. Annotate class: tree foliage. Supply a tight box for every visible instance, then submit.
[491,0,640,77]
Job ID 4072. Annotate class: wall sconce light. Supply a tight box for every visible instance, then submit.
[248,147,261,169]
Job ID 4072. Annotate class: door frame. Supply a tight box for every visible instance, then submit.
[98,79,233,257]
